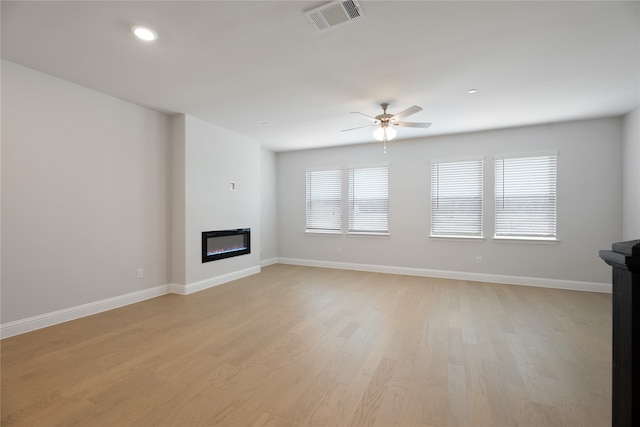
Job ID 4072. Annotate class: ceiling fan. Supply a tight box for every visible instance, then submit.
[342,102,432,152]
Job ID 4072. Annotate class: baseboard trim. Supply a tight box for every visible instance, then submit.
[2,266,263,339]
[0,285,169,339]
[169,266,261,295]
[1,260,609,339]
[260,257,279,267]
[277,257,611,293]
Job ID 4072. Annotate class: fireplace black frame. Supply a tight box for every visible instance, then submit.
[202,228,251,263]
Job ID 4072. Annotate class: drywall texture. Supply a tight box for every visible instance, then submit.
[182,115,261,285]
[170,115,186,285]
[623,107,640,240]
[260,147,278,262]
[277,118,623,284]
[1,60,170,323]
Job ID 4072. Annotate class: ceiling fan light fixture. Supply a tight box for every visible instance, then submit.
[132,25,158,41]
[373,126,396,141]
[343,103,428,146]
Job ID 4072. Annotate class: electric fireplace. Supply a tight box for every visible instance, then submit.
[202,228,250,263]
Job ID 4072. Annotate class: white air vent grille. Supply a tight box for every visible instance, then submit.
[305,0,365,32]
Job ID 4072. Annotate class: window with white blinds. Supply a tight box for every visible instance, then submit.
[430,158,484,237]
[305,169,342,233]
[495,153,557,240]
[348,165,389,234]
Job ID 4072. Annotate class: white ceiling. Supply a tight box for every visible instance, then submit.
[2,0,639,152]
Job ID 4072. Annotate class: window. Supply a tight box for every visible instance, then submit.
[305,169,342,233]
[495,153,557,240]
[348,165,389,234]
[430,158,484,237]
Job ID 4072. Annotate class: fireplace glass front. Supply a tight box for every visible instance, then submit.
[202,228,250,263]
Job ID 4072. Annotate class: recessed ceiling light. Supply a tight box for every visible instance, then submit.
[132,25,158,41]
[468,88,478,94]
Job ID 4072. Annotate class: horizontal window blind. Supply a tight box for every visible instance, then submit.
[348,166,389,234]
[306,169,342,233]
[431,159,483,237]
[495,154,557,239]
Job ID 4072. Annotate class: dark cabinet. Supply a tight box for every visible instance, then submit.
[599,240,639,427]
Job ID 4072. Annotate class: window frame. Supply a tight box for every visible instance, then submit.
[347,164,390,236]
[305,167,343,234]
[430,157,484,239]
[494,152,558,241]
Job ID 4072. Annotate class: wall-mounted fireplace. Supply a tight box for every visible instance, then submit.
[202,228,250,263]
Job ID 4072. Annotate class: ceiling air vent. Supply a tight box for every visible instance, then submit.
[305,0,365,32]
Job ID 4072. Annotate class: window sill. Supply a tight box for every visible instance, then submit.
[305,230,342,236]
[347,232,390,238]
[493,236,559,244]
[429,235,486,242]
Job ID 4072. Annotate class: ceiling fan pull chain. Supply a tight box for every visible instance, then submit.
[383,139,387,154]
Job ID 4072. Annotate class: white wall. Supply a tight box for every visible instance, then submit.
[622,107,640,240]
[277,118,623,287]
[0,56,630,333]
[170,115,186,285]
[1,61,264,332]
[260,147,278,263]
[1,60,171,323]
[182,115,261,286]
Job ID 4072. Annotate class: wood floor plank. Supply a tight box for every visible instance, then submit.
[467,390,495,427]
[422,385,447,427]
[398,345,431,425]
[1,265,612,426]
[348,357,395,426]
[446,362,469,427]
[327,324,396,426]
[250,412,285,427]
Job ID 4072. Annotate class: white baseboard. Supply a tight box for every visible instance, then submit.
[0,285,169,339]
[260,257,279,267]
[1,260,609,339]
[168,266,261,295]
[1,266,262,339]
[277,257,611,293]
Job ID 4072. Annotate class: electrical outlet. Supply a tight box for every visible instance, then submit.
[137,268,144,279]
[475,256,482,264]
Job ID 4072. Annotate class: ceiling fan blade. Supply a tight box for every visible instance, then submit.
[341,124,377,132]
[391,105,423,121]
[393,121,432,128]
[351,111,378,122]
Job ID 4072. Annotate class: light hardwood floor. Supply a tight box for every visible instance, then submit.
[1,264,612,426]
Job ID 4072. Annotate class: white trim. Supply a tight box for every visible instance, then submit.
[494,150,559,160]
[346,161,390,169]
[1,266,262,338]
[276,257,611,293]
[304,230,342,236]
[1,260,609,339]
[347,232,390,238]
[492,236,559,244]
[305,166,343,173]
[429,154,485,165]
[260,257,279,267]
[169,266,261,295]
[0,285,169,339]
[429,235,486,241]
[167,283,184,294]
